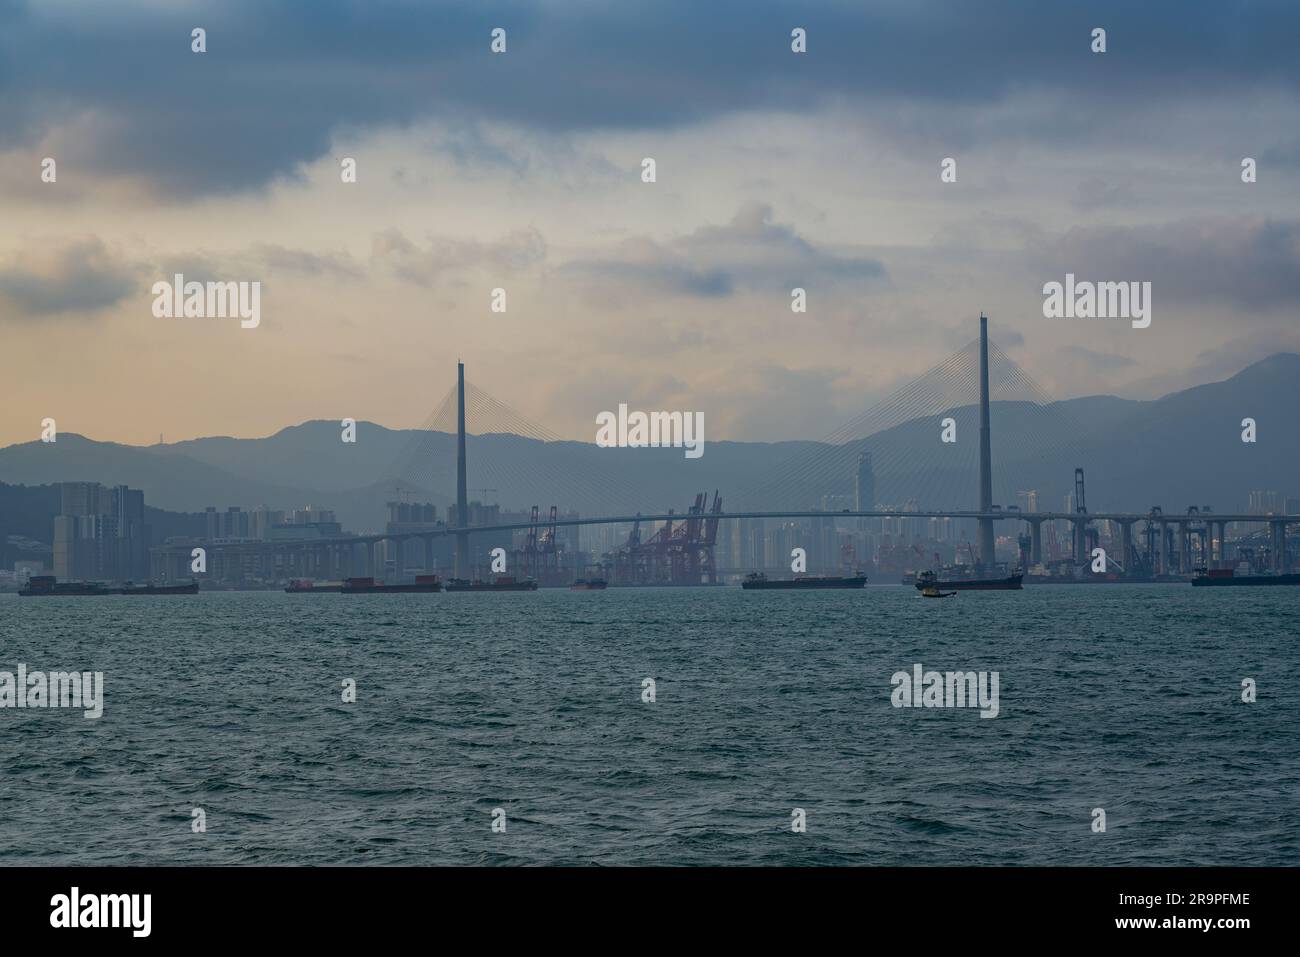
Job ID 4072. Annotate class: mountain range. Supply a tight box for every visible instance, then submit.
[2,353,1297,536]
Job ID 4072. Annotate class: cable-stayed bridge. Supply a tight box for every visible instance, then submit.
[154,317,1300,584]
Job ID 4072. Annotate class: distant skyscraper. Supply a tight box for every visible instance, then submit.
[111,485,147,580]
[60,481,105,517]
[53,482,149,580]
[1249,490,1279,515]
[855,451,875,511]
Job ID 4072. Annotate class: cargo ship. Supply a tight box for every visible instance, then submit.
[19,575,199,596]
[445,576,538,592]
[914,570,1023,591]
[340,575,443,593]
[285,579,344,593]
[1192,568,1300,587]
[19,576,113,597]
[741,572,868,590]
[118,580,199,595]
[570,578,608,591]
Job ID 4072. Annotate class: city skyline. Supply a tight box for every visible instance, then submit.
[12,336,1300,590]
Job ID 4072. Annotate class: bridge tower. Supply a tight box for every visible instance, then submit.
[977,313,995,568]
[455,360,469,577]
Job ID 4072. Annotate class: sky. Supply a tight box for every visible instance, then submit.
[1,0,1299,447]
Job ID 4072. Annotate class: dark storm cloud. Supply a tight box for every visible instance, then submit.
[0,238,139,318]
[2,0,1297,198]
[0,237,370,322]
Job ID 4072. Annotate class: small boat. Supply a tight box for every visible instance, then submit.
[920,585,956,598]
[571,578,608,591]
[742,571,868,590]
[914,570,1022,591]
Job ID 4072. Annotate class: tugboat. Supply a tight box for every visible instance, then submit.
[570,578,608,591]
[444,576,539,592]
[919,583,957,598]
[914,569,1023,591]
[741,571,868,590]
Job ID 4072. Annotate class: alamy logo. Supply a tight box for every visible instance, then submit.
[0,664,103,719]
[595,404,703,459]
[50,887,151,937]
[1042,273,1150,329]
[891,663,999,718]
[151,273,261,328]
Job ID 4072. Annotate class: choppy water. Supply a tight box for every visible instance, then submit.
[0,585,1296,866]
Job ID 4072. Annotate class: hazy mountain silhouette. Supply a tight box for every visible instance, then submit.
[2,353,1297,536]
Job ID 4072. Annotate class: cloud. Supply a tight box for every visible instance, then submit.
[1060,345,1138,373]
[1070,177,1137,211]
[1029,217,1300,312]
[153,242,365,286]
[4,1,1299,198]
[564,203,885,298]
[252,244,364,280]
[370,226,547,287]
[0,237,139,318]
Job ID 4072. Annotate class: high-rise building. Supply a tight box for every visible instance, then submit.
[1249,490,1280,515]
[250,506,286,540]
[60,481,108,518]
[387,502,437,525]
[110,485,147,579]
[205,505,255,541]
[53,482,150,580]
[855,451,875,512]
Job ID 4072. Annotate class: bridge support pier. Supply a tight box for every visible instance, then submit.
[1028,519,1043,566]
[1119,520,1134,575]
[391,537,404,580]
[1272,520,1287,574]
[456,361,469,578]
